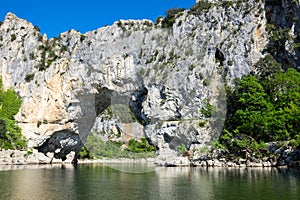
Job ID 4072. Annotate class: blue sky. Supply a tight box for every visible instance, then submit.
[0,0,196,38]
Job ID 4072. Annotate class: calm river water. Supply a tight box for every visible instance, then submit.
[0,163,299,200]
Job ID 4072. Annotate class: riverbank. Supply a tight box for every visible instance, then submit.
[0,149,157,165]
[0,149,74,165]
[1,149,300,168]
[78,157,156,164]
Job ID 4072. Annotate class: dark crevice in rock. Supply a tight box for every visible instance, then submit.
[129,86,149,125]
[95,87,114,115]
[215,48,225,66]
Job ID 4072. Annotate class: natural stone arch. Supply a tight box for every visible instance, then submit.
[36,84,149,162]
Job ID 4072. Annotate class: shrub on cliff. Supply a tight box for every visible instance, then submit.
[189,0,214,15]
[0,79,27,150]
[160,8,185,28]
[127,138,156,153]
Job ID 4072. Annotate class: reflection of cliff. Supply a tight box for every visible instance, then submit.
[155,167,214,199]
[155,167,300,199]
[0,165,299,199]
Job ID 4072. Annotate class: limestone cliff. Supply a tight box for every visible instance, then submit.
[0,0,299,164]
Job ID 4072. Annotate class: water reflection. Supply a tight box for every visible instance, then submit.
[0,164,78,200]
[103,162,156,173]
[155,167,214,200]
[154,167,300,200]
[0,164,299,200]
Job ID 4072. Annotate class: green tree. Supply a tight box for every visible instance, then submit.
[0,79,26,150]
[231,75,273,141]
[269,68,300,139]
[222,61,300,156]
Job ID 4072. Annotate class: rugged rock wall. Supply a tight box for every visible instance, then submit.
[0,0,299,163]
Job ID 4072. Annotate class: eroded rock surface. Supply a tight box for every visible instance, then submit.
[0,0,299,163]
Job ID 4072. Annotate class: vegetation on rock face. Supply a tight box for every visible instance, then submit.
[35,40,59,71]
[189,0,214,15]
[200,99,216,118]
[127,138,156,153]
[264,0,300,69]
[77,145,92,159]
[176,143,187,155]
[101,104,138,123]
[218,56,300,158]
[0,79,27,150]
[158,8,185,28]
[266,23,292,62]
[25,73,35,82]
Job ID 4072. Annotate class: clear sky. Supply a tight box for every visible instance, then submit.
[0,0,196,38]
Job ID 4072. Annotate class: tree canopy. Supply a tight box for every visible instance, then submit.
[221,56,300,156]
[0,80,26,150]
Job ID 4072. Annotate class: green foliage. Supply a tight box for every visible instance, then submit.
[176,143,187,155]
[190,0,214,15]
[0,89,22,120]
[80,34,86,42]
[155,16,164,26]
[220,57,300,157]
[10,34,16,42]
[84,133,156,159]
[25,73,34,82]
[85,134,124,158]
[254,55,281,82]
[78,145,92,159]
[35,43,59,71]
[198,120,207,128]
[29,52,35,60]
[103,104,137,123]
[221,1,234,8]
[0,80,27,150]
[127,138,156,153]
[161,8,185,28]
[203,78,211,86]
[209,138,226,150]
[289,135,300,147]
[200,99,216,118]
[266,23,292,58]
[34,25,40,32]
[25,148,33,157]
[60,45,68,52]
[292,43,300,50]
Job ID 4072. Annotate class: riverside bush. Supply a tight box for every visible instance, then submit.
[220,56,300,157]
[84,132,156,159]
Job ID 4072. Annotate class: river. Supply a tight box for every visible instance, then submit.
[0,163,299,200]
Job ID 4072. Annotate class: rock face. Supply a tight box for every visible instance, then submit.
[0,0,299,163]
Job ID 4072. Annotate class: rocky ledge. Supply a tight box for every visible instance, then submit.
[1,146,300,168]
[0,150,76,165]
[156,143,300,168]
